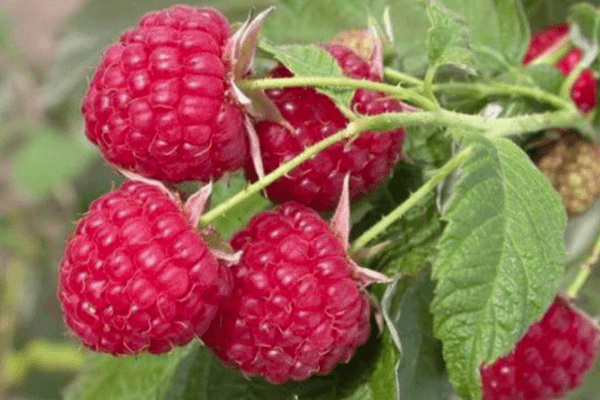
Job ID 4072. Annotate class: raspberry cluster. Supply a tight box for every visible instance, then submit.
[61,5,390,380]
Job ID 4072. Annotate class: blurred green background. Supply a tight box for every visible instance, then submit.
[1,0,600,399]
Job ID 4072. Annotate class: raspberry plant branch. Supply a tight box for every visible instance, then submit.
[200,108,589,226]
[432,82,575,110]
[383,67,425,87]
[565,230,600,298]
[350,145,474,253]
[236,76,439,111]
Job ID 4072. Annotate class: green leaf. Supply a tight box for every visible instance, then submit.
[431,138,567,399]
[12,129,95,198]
[395,274,454,400]
[258,40,354,108]
[65,345,195,400]
[440,0,530,70]
[426,0,474,74]
[165,341,380,400]
[370,331,399,400]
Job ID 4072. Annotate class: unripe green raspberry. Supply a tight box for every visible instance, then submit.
[536,131,600,217]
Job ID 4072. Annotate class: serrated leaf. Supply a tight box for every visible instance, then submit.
[431,138,567,399]
[65,345,194,400]
[395,274,454,400]
[426,0,474,74]
[441,0,530,71]
[12,129,95,198]
[259,40,354,109]
[165,340,380,400]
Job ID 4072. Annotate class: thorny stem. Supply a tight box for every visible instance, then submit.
[200,107,588,225]
[565,231,600,298]
[350,145,474,252]
[236,76,438,111]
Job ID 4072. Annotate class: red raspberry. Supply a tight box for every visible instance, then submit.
[246,44,405,211]
[524,24,598,113]
[82,6,247,183]
[58,181,231,355]
[202,202,372,384]
[480,296,600,400]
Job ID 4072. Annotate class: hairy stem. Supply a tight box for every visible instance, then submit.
[383,67,425,87]
[350,145,474,252]
[433,82,575,110]
[565,231,600,298]
[200,107,586,225]
[236,76,438,111]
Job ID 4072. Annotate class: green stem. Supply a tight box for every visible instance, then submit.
[560,60,586,101]
[433,82,575,110]
[350,145,474,252]
[200,108,586,225]
[236,76,438,111]
[565,230,600,298]
[383,67,425,87]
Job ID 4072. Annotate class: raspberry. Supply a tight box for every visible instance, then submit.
[202,202,372,384]
[480,296,600,400]
[58,181,231,354]
[246,43,405,211]
[82,5,248,183]
[524,24,598,113]
[536,130,600,216]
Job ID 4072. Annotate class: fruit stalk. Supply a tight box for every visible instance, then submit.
[565,229,600,298]
[201,108,589,226]
[432,82,575,110]
[236,76,438,110]
[350,145,474,252]
[383,67,425,87]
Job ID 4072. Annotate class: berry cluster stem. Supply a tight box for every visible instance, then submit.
[200,107,589,226]
[350,145,474,252]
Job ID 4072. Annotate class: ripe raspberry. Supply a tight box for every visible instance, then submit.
[58,181,231,354]
[524,24,598,113]
[246,43,405,211]
[82,5,247,183]
[202,202,372,384]
[536,130,600,217]
[480,296,600,400]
